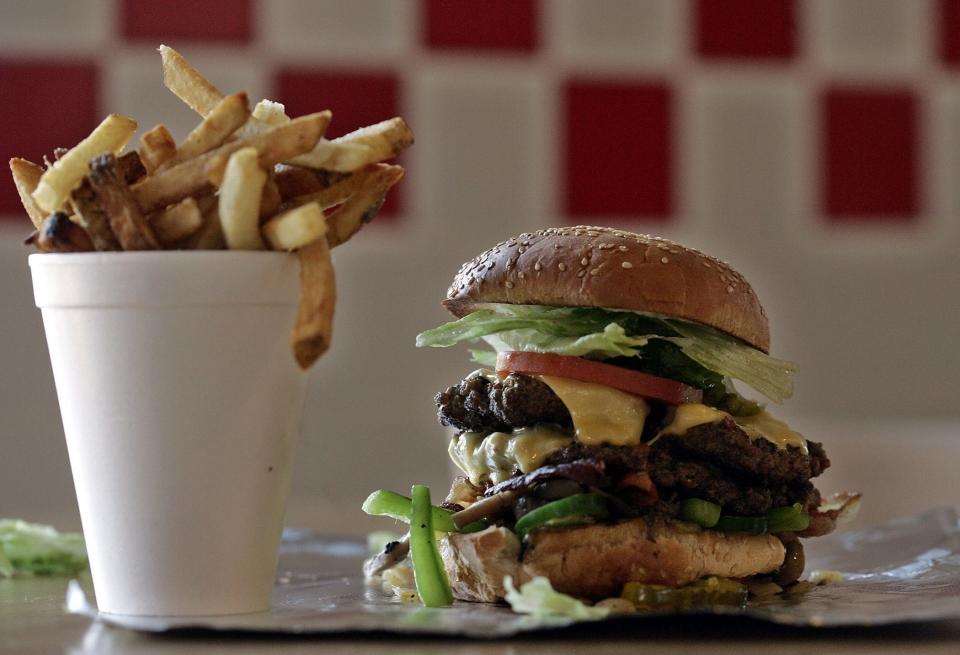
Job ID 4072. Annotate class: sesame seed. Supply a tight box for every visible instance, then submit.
[621,261,634,269]
[577,269,587,278]
[534,262,542,271]
[590,268,600,276]
[618,245,628,252]
[581,257,589,266]
[505,281,514,289]
[517,271,525,279]
[661,256,669,264]
[702,262,711,268]
[726,285,734,293]
[518,247,526,254]
[558,262,567,271]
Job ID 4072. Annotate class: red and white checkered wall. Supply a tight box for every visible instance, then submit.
[4,0,960,229]
[3,1,960,523]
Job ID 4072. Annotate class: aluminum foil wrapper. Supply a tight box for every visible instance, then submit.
[66,507,960,637]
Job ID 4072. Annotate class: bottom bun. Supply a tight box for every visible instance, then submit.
[440,518,786,602]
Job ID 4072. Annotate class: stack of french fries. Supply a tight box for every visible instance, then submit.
[9,45,411,369]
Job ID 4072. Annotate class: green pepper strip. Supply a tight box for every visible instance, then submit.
[714,503,810,535]
[409,485,453,607]
[514,494,608,541]
[678,498,721,528]
[361,489,486,533]
[765,503,810,533]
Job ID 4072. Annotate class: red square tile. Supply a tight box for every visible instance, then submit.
[822,88,919,221]
[563,80,672,220]
[424,0,538,53]
[696,0,796,60]
[940,0,960,66]
[274,69,403,218]
[0,60,99,218]
[120,0,252,43]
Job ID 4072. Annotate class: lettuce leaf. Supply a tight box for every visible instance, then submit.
[504,575,609,620]
[0,519,88,577]
[417,304,795,403]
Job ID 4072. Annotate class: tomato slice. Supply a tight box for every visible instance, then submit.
[495,351,703,405]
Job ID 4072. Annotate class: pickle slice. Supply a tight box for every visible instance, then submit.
[621,576,748,611]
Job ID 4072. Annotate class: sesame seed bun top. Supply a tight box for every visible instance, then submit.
[442,226,771,352]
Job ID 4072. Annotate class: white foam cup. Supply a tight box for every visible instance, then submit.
[30,251,308,616]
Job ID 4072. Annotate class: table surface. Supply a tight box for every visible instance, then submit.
[3,574,960,655]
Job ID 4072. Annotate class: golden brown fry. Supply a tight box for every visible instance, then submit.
[89,154,160,250]
[251,99,289,126]
[282,163,395,213]
[133,112,330,213]
[218,147,266,250]
[184,200,226,250]
[139,124,177,174]
[262,202,326,251]
[204,111,331,187]
[118,151,147,184]
[290,117,413,171]
[9,158,47,229]
[259,176,281,221]
[36,212,94,253]
[70,180,121,251]
[32,114,138,214]
[291,236,336,369]
[150,197,203,246]
[324,164,404,248]
[162,92,250,170]
[159,44,224,117]
[274,164,348,199]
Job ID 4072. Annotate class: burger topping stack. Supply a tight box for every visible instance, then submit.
[363,226,859,610]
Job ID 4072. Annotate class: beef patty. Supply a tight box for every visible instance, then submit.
[437,372,830,516]
[436,371,571,433]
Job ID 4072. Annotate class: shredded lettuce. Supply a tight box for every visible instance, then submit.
[0,519,88,578]
[504,575,609,620]
[416,304,795,403]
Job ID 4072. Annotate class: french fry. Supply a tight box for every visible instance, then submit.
[159,45,224,117]
[88,153,159,250]
[118,151,147,184]
[162,92,250,169]
[159,45,284,141]
[290,117,413,172]
[133,112,330,213]
[8,158,46,229]
[251,99,289,126]
[259,176,281,220]
[32,114,137,214]
[139,124,177,174]
[150,197,203,246]
[262,202,326,251]
[35,212,94,253]
[283,163,399,213]
[291,236,336,369]
[218,147,266,250]
[184,201,226,250]
[325,164,404,248]
[274,164,348,199]
[204,111,331,187]
[70,180,121,251]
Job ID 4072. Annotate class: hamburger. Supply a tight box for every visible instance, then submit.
[365,226,858,606]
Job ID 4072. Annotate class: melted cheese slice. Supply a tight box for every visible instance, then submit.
[448,426,573,486]
[659,403,808,454]
[537,375,650,446]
